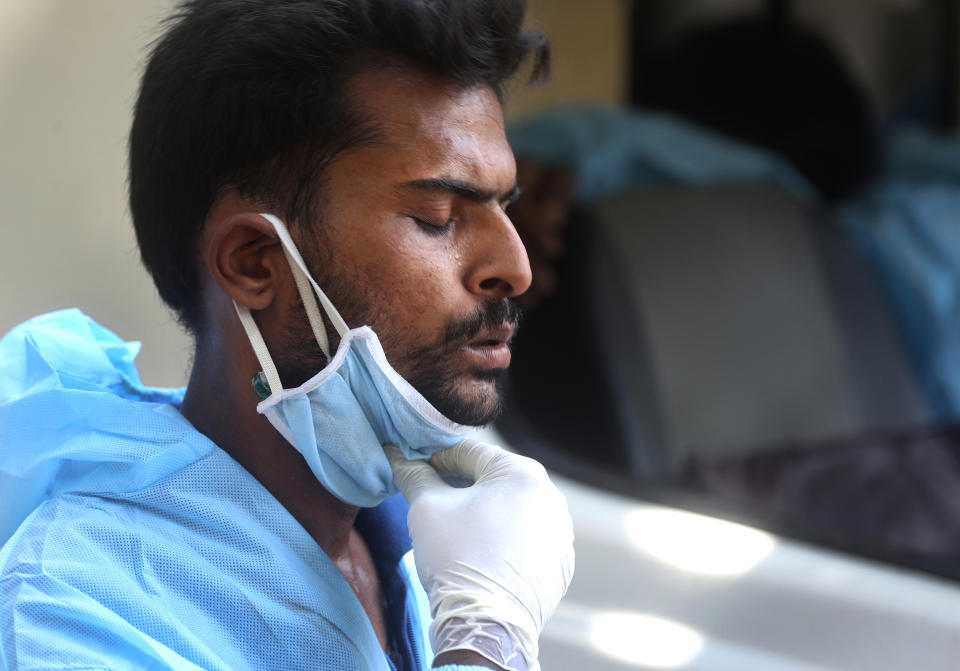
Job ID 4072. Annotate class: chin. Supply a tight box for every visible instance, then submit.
[434,375,504,427]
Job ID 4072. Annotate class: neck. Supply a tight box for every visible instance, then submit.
[180,325,359,559]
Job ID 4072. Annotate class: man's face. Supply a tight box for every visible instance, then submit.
[279,66,531,426]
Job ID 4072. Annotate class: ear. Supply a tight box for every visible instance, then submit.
[206,212,285,310]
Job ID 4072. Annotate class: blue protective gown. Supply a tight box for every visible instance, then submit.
[0,309,486,671]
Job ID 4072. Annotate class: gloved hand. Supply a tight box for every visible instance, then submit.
[385,440,575,671]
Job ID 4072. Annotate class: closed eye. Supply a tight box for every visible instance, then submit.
[412,216,452,236]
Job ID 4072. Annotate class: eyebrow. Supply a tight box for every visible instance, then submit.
[397,177,521,205]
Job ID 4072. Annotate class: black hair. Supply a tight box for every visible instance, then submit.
[129,0,549,332]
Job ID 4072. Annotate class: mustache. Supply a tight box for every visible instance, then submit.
[442,299,523,347]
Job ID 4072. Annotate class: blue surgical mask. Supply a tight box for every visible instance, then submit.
[234,214,471,507]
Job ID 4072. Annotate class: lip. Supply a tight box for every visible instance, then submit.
[462,324,515,368]
[463,341,512,368]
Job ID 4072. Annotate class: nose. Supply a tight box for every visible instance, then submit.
[463,209,533,299]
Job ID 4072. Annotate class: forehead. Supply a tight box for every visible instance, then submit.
[341,66,515,187]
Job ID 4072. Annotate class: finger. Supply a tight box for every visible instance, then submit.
[428,439,507,481]
[384,445,445,503]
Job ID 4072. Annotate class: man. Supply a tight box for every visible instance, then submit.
[0,1,574,670]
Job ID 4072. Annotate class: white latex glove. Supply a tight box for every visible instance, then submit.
[385,440,575,671]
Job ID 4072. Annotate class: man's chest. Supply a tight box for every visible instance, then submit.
[335,528,391,653]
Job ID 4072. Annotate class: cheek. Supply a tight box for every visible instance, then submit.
[358,236,464,324]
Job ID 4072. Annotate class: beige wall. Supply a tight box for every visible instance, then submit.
[0,1,190,387]
[507,0,629,121]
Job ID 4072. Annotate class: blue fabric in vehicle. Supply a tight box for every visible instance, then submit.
[839,132,960,420]
[0,309,482,671]
[507,104,815,202]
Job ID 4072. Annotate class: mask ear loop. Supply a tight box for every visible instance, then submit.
[260,213,349,339]
[232,255,328,398]
[282,245,330,361]
[234,302,284,397]
[233,213,350,398]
